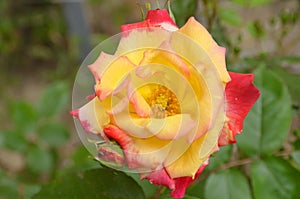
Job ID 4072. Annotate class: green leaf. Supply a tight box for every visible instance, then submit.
[0,131,4,147]
[128,173,158,199]
[33,168,145,199]
[38,81,69,117]
[237,67,292,156]
[38,123,70,147]
[272,68,300,105]
[157,192,201,199]
[250,157,300,199]
[291,151,300,168]
[247,21,265,39]
[183,195,203,199]
[0,175,19,199]
[171,0,198,27]
[186,178,206,199]
[167,0,176,23]
[3,130,27,151]
[220,8,241,26]
[69,146,99,172]
[206,145,232,170]
[294,139,300,151]
[9,101,38,133]
[204,169,251,199]
[26,146,53,173]
[231,0,247,5]
[231,0,272,7]
[24,184,41,199]
[249,0,273,6]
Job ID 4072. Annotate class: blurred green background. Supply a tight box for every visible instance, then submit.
[0,0,300,198]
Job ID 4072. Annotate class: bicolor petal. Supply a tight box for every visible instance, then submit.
[171,160,209,198]
[103,125,171,170]
[141,168,175,190]
[72,97,110,134]
[121,9,178,33]
[218,72,260,146]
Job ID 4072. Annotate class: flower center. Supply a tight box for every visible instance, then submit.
[145,85,180,117]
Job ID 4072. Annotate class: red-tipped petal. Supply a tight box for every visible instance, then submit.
[121,9,178,33]
[170,160,209,198]
[218,72,260,146]
[103,125,132,150]
[141,168,175,190]
[121,20,152,32]
[145,9,178,31]
[70,109,79,117]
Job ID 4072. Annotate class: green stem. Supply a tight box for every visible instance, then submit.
[153,186,166,199]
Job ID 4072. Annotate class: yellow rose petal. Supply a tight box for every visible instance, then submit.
[176,17,230,83]
[164,136,206,178]
[77,97,110,134]
[94,56,136,100]
[147,114,196,140]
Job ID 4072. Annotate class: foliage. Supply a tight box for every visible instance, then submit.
[1,0,300,199]
[0,81,71,198]
[33,167,145,199]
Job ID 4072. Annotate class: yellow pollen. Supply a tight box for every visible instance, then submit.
[146,85,180,117]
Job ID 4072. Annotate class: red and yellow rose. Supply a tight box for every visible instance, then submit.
[71,9,260,198]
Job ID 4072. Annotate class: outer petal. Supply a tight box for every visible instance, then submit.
[94,56,136,100]
[116,11,175,62]
[171,160,209,198]
[142,159,209,199]
[121,9,178,32]
[103,125,171,170]
[145,9,178,31]
[121,20,151,32]
[164,136,207,179]
[89,52,115,82]
[218,72,260,146]
[164,106,223,179]
[177,17,230,83]
[170,30,226,141]
[72,97,110,134]
[141,168,175,190]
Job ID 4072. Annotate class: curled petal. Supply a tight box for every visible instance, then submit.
[219,72,260,146]
[139,41,190,78]
[127,81,151,117]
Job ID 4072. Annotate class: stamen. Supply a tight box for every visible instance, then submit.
[146,85,180,117]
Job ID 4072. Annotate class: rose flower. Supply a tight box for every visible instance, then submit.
[71,9,260,198]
